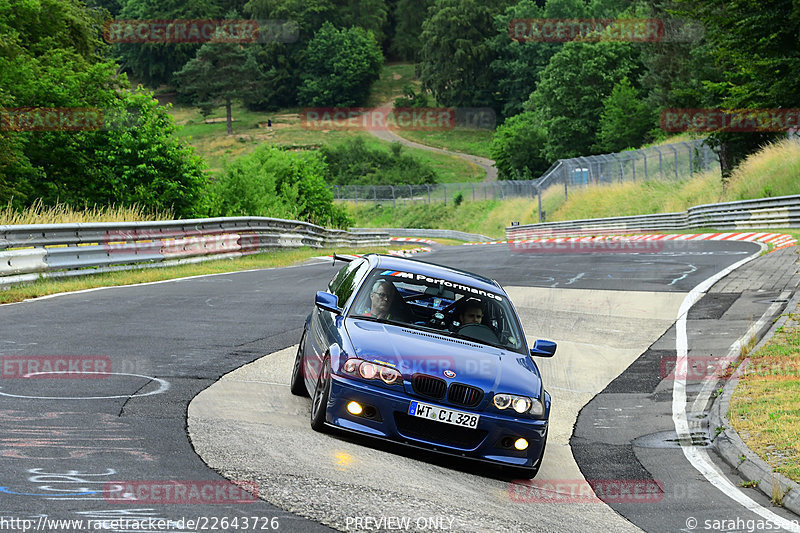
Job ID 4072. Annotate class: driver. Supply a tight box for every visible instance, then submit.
[459,298,484,325]
[362,279,394,319]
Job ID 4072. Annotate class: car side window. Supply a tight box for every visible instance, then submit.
[328,259,369,307]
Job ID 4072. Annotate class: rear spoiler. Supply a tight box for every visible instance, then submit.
[332,253,354,266]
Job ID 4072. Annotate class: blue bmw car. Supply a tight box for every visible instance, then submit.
[290,254,555,477]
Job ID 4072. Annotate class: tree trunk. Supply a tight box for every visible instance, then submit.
[717,139,732,191]
[226,97,233,136]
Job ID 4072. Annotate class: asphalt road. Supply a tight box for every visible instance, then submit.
[1,241,797,532]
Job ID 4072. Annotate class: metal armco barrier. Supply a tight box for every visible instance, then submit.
[506,194,800,239]
[0,217,388,288]
[350,227,493,242]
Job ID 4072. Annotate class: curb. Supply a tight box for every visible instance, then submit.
[466,232,797,251]
[710,253,800,516]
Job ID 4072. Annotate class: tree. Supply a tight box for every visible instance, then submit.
[115,0,226,87]
[490,112,550,180]
[675,0,800,178]
[526,41,644,160]
[175,41,262,135]
[297,22,383,107]
[0,0,207,216]
[488,0,557,119]
[207,145,351,228]
[418,0,512,109]
[596,77,654,152]
[389,0,434,60]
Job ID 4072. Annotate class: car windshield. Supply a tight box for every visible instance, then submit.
[348,268,527,354]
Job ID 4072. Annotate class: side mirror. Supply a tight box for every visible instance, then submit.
[530,339,556,358]
[315,291,342,315]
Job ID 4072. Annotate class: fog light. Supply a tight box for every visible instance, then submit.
[514,438,528,451]
[346,401,363,416]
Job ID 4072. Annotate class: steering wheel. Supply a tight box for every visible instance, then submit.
[456,323,500,344]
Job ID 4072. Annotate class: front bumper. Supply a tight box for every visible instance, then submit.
[327,374,548,469]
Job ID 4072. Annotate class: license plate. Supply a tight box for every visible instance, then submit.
[408,401,479,429]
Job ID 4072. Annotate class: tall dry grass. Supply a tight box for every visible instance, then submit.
[723,138,800,200]
[0,200,174,225]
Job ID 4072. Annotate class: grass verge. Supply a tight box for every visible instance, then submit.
[0,246,396,305]
[389,128,494,159]
[171,102,482,181]
[346,197,543,239]
[729,303,800,485]
[1,200,173,225]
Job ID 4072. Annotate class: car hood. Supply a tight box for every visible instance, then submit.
[344,318,542,396]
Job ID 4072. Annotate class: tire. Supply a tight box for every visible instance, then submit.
[290,330,310,397]
[310,355,332,432]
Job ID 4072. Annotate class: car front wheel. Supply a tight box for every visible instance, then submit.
[290,330,309,397]
[310,355,331,432]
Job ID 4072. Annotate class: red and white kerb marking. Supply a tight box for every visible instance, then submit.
[468,232,797,252]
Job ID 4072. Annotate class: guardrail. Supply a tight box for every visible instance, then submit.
[506,194,800,239]
[350,227,493,242]
[0,217,389,288]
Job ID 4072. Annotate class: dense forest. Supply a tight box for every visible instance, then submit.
[1,0,797,224]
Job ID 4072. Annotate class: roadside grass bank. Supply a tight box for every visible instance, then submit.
[346,197,547,239]
[1,201,173,225]
[345,138,800,234]
[0,246,398,305]
[366,62,418,107]
[171,103,482,182]
[549,138,800,222]
[729,301,800,485]
[389,129,494,159]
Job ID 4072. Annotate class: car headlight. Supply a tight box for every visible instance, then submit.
[359,362,378,379]
[493,393,544,417]
[511,397,531,414]
[342,358,402,385]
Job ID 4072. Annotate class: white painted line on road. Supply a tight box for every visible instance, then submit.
[672,244,800,531]
[0,262,319,307]
[0,372,170,400]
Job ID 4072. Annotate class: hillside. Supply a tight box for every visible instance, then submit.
[348,138,800,238]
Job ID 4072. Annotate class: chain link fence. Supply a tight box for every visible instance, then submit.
[333,139,719,215]
[332,181,538,206]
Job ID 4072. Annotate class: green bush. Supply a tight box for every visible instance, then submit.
[393,84,431,108]
[206,145,351,228]
[596,77,655,152]
[320,137,439,186]
[490,112,550,180]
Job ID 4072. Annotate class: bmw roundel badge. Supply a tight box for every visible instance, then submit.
[443,369,456,378]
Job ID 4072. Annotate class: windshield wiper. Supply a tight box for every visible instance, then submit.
[350,315,406,327]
